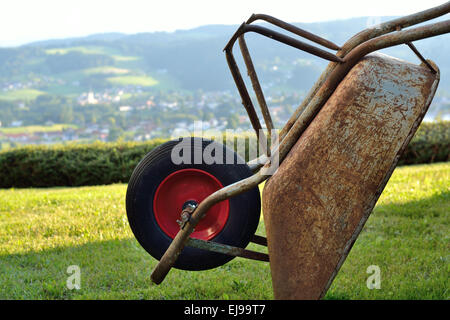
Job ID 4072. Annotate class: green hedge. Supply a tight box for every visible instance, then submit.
[398,121,449,165]
[0,122,448,188]
[0,140,166,188]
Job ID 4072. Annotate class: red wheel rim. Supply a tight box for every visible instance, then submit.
[153,168,229,240]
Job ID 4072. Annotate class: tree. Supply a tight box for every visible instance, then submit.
[107,126,124,141]
[59,106,74,123]
[226,113,239,129]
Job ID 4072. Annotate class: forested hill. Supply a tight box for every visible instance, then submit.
[0,15,449,136]
[2,16,449,95]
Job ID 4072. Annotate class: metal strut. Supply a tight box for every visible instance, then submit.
[186,238,269,262]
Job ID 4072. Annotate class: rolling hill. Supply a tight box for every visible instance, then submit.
[0,16,449,132]
[1,16,449,95]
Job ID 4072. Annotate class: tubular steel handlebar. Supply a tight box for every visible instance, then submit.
[150,2,450,285]
[224,24,343,63]
[340,1,450,55]
[246,13,341,51]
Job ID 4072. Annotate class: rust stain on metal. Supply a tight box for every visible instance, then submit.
[262,53,438,299]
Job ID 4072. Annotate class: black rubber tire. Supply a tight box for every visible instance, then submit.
[126,137,261,271]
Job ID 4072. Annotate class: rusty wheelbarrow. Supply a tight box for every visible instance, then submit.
[125,3,450,299]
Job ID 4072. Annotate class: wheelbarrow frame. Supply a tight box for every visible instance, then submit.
[150,2,450,284]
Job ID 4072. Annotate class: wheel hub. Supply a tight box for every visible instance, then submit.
[153,168,229,240]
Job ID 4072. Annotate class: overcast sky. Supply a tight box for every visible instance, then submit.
[0,0,447,47]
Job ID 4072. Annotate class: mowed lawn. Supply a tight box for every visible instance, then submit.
[0,163,448,299]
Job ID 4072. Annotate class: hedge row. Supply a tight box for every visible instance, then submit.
[398,121,449,165]
[0,139,166,188]
[0,122,448,188]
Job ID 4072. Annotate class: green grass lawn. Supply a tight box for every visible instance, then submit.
[0,89,45,101]
[106,75,158,87]
[0,124,77,134]
[82,66,130,75]
[45,46,117,56]
[0,163,448,299]
[44,46,139,63]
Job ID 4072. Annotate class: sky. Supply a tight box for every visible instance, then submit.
[0,0,447,47]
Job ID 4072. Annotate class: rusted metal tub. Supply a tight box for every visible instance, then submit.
[262,53,439,299]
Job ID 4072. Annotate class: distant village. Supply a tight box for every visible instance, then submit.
[0,87,263,148]
[1,84,449,149]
